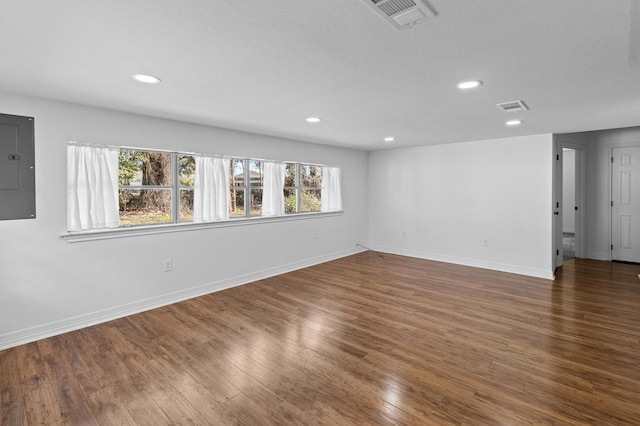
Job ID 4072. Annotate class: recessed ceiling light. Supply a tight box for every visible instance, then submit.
[506,120,523,126]
[457,80,482,89]
[132,74,161,84]
[305,117,321,123]
[384,137,395,142]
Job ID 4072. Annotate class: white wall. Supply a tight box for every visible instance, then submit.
[368,134,555,279]
[562,149,576,233]
[0,92,369,349]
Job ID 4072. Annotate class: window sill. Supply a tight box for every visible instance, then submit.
[61,211,343,243]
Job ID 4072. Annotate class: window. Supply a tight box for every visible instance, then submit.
[118,155,333,223]
[229,159,264,218]
[229,158,245,217]
[284,163,323,213]
[284,163,297,214]
[249,160,264,217]
[300,164,322,213]
[118,149,195,226]
[67,142,341,232]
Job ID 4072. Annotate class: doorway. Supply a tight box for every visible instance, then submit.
[562,148,577,261]
[554,140,584,270]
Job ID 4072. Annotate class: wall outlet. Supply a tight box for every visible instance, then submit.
[163,258,173,272]
[481,238,489,247]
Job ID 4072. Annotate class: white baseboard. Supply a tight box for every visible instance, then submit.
[369,245,555,280]
[0,247,363,351]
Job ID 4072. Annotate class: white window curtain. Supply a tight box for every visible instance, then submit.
[262,161,285,216]
[67,143,120,231]
[321,166,343,212]
[193,156,230,222]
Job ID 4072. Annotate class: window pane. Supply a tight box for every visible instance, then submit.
[180,189,194,222]
[230,188,245,217]
[284,163,296,187]
[300,165,322,188]
[230,159,244,188]
[179,155,195,187]
[250,188,262,216]
[284,188,296,214]
[301,189,321,212]
[250,160,263,187]
[119,189,172,226]
[119,149,144,185]
[119,150,172,186]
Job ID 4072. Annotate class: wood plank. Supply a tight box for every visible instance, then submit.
[1,347,27,425]
[1,254,640,424]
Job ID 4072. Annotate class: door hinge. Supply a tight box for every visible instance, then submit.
[611,244,614,250]
[611,201,614,207]
[557,154,560,161]
[557,249,560,256]
[611,156,614,163]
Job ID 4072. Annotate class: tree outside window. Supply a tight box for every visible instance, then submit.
[118,150,194,226]
[115,150,333,227]
[284,163,322,213]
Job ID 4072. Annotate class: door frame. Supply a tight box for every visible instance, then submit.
[553,138,585,272]
[553,141,563,271]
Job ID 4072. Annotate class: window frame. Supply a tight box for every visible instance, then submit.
[284,162,324,214]
[229,158,246,218]
[284,162,299,214]
[247,159,264,218]
[228,158,267,219]
[299,163,323,213]
[118,149,195,227]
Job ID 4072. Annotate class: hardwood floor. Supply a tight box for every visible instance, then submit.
[2,253,640,425]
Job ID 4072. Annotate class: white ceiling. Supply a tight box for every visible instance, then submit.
[1,0,639,151]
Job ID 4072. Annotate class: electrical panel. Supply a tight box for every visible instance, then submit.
[0,113,35,220]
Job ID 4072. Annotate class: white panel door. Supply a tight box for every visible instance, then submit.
[611,146,640,262]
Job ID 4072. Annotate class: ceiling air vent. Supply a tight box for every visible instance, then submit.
[362,0,436,30]
[496,100,528,113]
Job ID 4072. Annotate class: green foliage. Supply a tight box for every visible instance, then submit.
[118,150,142,210]
[285,194,296,213]
[118,149,144,186]
[284,190,321,213]
[179,155,195,186]
[301,190,321,212]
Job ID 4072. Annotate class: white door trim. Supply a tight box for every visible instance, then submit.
[553,139,563,270]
